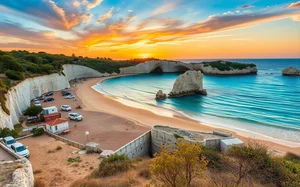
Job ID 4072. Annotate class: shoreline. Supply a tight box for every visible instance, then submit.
[76,76,300,156]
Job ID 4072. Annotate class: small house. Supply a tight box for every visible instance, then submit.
[45,118,70,134]
[43,106,58,115]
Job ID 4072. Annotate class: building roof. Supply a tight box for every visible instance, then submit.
[46,118,68,126]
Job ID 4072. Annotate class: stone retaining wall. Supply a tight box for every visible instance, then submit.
[114,131,151,159]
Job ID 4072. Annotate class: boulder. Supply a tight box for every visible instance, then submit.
[155,90,167,100]
[168,70,207,97]
[86,142,101,153]
[100,150,115,158]
[282,67,300,76]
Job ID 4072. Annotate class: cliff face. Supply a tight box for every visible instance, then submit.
[121,60,258,75]
[0,65,106,129]
[282,67,300,76]
[120,60,193,74]
[169,70,207,97]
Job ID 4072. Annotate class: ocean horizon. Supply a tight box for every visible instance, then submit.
[95,59,300,143]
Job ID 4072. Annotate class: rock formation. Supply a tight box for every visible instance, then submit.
[168,70,207,97]
[120,60,258,75]
[155,90,167,100]
[282,67,300,76]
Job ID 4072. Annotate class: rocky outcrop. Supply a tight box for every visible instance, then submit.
[191,62,258,75]
[120,60,258,75]
[0,65,114,129]
[3,158,34,187]
[120,60,192,74]
[168,70,207,97]
[282,67,300,76]
[155,90,167,100]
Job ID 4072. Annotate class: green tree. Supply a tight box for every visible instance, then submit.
[24,106,43,116]
[5,70,25,80]
[149,139,207,187]
[0,55,25,72]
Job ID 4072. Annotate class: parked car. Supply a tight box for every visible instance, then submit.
[34,100,41,107]
[46,92,54,96]
[65,95,75,99]
[27,116,40,123]
[32,98,38,102]
[11,142,30,158]
[39,95,45,100]
[61,105,72,111]
[3,136,17,148]
[62,92,72,96]
[68,113,83,121]
[44,97,55,102]
[61,90,69,94]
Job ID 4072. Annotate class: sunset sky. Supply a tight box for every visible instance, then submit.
[0,0,300,59]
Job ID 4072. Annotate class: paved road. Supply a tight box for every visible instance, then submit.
[0,147,15,161]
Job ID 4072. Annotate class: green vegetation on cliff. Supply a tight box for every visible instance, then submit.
[202,60,256,71]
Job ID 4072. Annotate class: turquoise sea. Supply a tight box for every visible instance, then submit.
[95,59,300,143]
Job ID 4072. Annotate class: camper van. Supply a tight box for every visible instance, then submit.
[43,106,58,115]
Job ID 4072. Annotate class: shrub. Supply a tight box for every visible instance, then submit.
[56,145,62,150]
[0,87,10,115]
[0,55,25,72]
[139,168,151,179]
[40,64,54,74]
[97,154,132,177]
[0,127,18,138]
[32,128,44,137]
[173,133,183,139]
[68,156,82,163]
[5,70,25,80]
[23,106,42,116]
[202,61,256,71]
[201,146,222,168]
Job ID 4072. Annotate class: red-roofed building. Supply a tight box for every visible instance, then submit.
[45,118,70,134]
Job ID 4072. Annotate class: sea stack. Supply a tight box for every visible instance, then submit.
[282,67,300,76]
[168,70,207,97]
[155,90,167,100]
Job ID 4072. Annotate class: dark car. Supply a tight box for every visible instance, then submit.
[62,92,72,96]
[39,95,45,100]
[44,97,55,102]
[45,92,54,96]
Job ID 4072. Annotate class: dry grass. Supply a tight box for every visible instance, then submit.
[34,177,46,187]
[33,169,43,174]
[0,162,19,186]
[56,145,62,151]
[47,145,63,153]
[16,163,24,168]
[71,177,139,187]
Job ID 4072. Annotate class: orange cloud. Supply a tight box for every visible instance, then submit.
[97,7,114,24]
[288,1,300,8]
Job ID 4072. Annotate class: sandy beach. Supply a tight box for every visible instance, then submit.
[76,77,300,156]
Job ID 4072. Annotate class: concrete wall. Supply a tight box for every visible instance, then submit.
[0,65,113,129]
[114,131,151,159]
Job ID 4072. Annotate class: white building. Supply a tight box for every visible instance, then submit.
[45,118,70,134]
[43,106,58,115]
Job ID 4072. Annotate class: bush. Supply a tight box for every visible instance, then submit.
[32,128,44,136]
[139,168,151,179]
[68,156,82,163]
[5,70,25,80]
[97,154,132,177]
[23,106,42,116]
[201,146,222,168]
[0,127,18,138]
[40,64,54,74]
[0,55,25,72]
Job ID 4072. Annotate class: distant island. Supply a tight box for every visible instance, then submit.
[193,60,258,75]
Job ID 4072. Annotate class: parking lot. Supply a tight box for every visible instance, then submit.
[33,81,149,150]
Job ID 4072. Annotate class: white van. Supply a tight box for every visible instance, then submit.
[43,106,58,115]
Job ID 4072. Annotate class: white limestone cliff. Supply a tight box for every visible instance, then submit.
[192,63,258,75]
[168,70,207,97]
[282,67,300,76]
[120,60,192,74]
[0,65,108,129]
